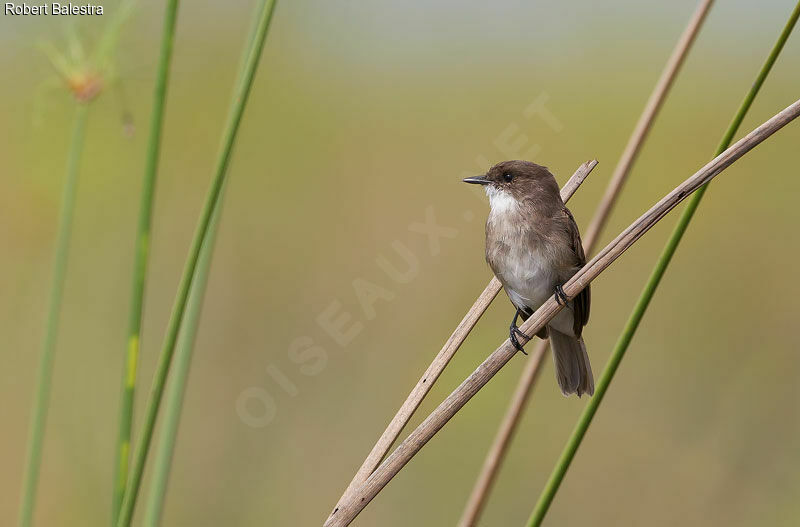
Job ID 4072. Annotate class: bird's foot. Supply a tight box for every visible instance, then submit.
[554,284,571,308]
[509,324,529,355]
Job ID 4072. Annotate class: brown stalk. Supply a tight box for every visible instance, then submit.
[458,1,714,523]
[323,98,800,527]
[329,160,598,510]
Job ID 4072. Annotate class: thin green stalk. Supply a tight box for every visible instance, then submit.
[112,1,181,524]
[142,5,263,522]
[18,103,90,527]
[526,4,800,526]
[116,1,279,525]
[142,188,224,527]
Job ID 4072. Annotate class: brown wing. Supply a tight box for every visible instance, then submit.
[564,208,590,337]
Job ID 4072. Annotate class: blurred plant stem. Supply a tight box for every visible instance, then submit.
[111,0,181,524]
[141,189,224,527]
[115,1,279,525]
[18,103,89,527]
[526,3,800,526]
[142,2,263,521]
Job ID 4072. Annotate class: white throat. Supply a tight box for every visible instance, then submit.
[486,186,519,216]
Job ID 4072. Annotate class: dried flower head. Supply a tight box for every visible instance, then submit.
[38,1,135,103]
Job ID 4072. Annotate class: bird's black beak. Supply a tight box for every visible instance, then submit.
[463,175,489,185]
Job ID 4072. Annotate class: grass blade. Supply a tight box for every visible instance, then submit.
[111,0,181,524]
[115,1,279,525]
[525,3,800,525]
[141,190,223,526]
[18,103,90,527]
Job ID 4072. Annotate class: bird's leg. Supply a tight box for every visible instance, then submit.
[509,308,529,355]
[554,284,571,308]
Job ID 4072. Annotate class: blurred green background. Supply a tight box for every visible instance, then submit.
[2,1,799,525]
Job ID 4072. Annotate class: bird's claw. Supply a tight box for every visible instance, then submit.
[509,325,529,355]
[554,284,570,308]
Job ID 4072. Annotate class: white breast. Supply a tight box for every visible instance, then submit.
[486,186,556,310]
[502,244,556,311]
[499,244,575,336]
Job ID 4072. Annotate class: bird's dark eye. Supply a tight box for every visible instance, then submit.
[503,173,513,182]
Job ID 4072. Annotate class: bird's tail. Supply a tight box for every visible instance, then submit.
[549,328,594,397]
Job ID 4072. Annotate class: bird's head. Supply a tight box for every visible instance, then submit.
[463,160,560,212]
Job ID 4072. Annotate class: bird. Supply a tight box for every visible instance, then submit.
[464,160,594,396]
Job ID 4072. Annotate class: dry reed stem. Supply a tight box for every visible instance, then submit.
[324,97,800,527]
[457,338,549,527]
[330,160,598,510]
[458,1,714,523]
[582,0,714,249]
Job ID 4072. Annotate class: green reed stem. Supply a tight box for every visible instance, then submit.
[142,4,263,522]
[142,187,224,527]
[111,1,181,524]
[18,103,89,527]
[526,4,800,526]
[115,1,279,525]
